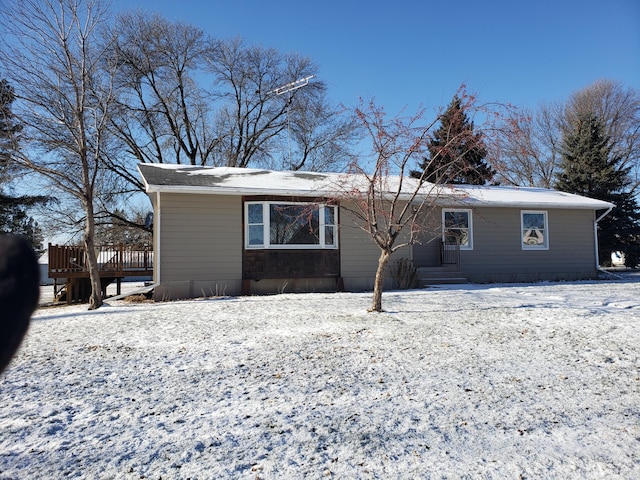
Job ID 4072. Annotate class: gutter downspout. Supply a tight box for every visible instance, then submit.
[594,206,623,279]
[155,191,161,285]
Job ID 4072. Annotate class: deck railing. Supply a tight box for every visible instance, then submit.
[48,243,153,278]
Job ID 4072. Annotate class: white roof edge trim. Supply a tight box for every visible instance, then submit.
[145,184,433,202]
[436,199,615,209]
[137,164,151,192]
[144,184,339,197]
[144,184,613,209]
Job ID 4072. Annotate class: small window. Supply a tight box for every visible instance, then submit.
[521,211,548,250]
[247,203,264,247]
[442,209,473,250]
[245,201,338,249]
[323,206,336,247]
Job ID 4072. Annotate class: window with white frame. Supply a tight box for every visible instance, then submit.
[245,201,337,249]
[521,211,548,249]
[442,209,473,250]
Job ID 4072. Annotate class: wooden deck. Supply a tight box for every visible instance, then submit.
[48,243,154,303]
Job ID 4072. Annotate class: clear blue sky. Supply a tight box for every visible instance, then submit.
[111,0,640,115]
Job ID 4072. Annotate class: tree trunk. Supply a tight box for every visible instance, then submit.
[83,200,103,310]
[370,249,391,312]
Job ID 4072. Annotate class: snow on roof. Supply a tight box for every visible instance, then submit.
[138,164,614,210]
[445,184,614,209]
[138,163,343,196]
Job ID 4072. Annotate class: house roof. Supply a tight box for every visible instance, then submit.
[138,164,614,210]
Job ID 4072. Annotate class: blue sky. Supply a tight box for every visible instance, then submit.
[110,0,640,116]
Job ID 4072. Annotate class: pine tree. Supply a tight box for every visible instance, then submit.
[411,96,494,185]
[0,79,22,167]
[1,79,47,254]
[556,112,640,267]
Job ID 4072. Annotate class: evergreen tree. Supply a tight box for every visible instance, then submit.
[0,79,47,254]
[0,195,45,255]
[0,79,22,167]
[411,96,494,184]
[556,112,640,267]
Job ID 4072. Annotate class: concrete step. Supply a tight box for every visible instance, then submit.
[417,266,468,285]
[420,277,469,285]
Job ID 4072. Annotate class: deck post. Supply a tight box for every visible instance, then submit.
[66,280,72,305]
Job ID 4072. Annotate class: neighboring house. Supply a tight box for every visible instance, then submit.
[38,251,53,285]
[138,164,613,300]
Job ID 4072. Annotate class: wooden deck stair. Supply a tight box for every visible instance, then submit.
[53,276,122,303]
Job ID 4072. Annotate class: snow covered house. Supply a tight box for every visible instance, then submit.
[138,164,613,300]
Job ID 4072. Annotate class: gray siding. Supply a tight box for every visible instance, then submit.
[339,205,412,291]
[155,193,242,299]
[408,209,446,267]
[152,192,600,299]
[339,216,380,291]
[459,208,597,282]
[411,207,599,282]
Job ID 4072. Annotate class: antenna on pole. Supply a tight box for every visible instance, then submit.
[267,75,315,169]
[267,75,314,96]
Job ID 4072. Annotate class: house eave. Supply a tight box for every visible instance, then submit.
[143,184,340,198]
[138,164,615,210]
[144,184,612,210]
[437,198,615,210]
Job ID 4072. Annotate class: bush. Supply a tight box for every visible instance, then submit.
[389,258,418,289]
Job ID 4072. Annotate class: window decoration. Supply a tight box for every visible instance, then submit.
[521,211,548,249]
[245,202,337,249]
[442,209,473,250]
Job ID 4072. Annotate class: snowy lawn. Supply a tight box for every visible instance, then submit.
[1,280,639,479]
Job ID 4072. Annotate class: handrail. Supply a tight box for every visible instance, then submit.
[48,243,153,277]
[440,239,460,266]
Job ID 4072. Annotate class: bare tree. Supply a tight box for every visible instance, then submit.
[94,207,152,247]
[564,79,640,193]
[100,14,355,241]
[495,102,563,188]
[107,12,218,189]
[339,93,489,312]
[0,0,117,309]
[286,90,360,171]
[108,21,352,187]
[208,37,328,169]
[497,80,639,191]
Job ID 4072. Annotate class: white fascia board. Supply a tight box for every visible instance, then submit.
[143,178,615,210]
[137,164,152,193]
[146,184,614,210]
[435,198,615,210]
[143,183,338,198]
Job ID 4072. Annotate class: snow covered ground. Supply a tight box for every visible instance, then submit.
[2,279,639,479]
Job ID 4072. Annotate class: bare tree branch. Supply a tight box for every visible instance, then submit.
[337,90,500,312]
[0,0,118,309]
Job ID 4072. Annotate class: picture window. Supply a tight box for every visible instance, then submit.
[245,202,338,249]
